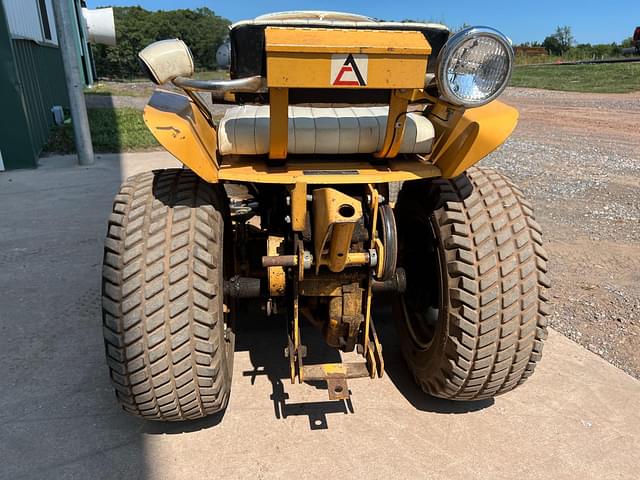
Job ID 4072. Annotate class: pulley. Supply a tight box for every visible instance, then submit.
[376,204,398,282]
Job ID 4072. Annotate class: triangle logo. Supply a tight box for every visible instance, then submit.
[331,54,368,87]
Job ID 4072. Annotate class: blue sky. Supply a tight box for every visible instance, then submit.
[86,1,637,45]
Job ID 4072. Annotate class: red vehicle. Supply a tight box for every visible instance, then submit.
[623,27,640,54]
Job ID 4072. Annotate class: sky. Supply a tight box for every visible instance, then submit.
[85,1,637,45]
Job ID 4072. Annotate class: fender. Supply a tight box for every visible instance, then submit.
[143,89,442,185]
[143,90,517,183]
[143,90,219,182]
[432,100,519,178]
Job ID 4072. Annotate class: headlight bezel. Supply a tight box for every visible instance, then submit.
[436,26,514,108]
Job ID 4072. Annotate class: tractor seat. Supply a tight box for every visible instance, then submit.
[217,105,435,156]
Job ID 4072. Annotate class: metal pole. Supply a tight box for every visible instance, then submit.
[53,0,94,166]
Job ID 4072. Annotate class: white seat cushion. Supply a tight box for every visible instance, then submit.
[217,105,435,156]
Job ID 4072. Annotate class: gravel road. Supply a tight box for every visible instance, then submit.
[490,87,640,378]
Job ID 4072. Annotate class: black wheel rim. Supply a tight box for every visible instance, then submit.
[399,214,444,351]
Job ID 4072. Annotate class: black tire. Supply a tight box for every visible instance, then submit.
[394,167,551,400]
[102,169,234,421]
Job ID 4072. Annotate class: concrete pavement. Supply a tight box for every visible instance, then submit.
[1,153,639,480]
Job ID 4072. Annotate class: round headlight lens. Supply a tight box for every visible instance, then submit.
[437,27,514,107]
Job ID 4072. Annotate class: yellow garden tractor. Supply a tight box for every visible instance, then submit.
[102,11,550,421]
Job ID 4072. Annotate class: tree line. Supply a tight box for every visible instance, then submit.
[92,10,635,79]
[92,7,230,79]
[518,26,634,60]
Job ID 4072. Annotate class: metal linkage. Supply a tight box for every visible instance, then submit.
[262,251,375,270]
[224,276,261,299]
[271,185,396,400]
[312,188,364,273]
[262,255,298,268]
[302,363,370,400]
[371,268,406,293]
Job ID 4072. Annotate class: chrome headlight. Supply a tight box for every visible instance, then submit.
[436,27,514,107]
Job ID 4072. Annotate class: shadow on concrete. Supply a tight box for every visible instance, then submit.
[0,137,489,478]
[236,303,355,430]
[0,136,152,478]
[141,411,226,435]
[374,299,495,414]
[232,295,492,432]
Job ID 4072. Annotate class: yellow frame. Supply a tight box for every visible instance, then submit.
[142,90,440,184]
[144,90,518,183]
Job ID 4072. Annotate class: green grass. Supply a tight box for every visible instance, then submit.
[85,71,230,97]
[45,108,159,154]
[193,70,230,81]
[510,62,640,93]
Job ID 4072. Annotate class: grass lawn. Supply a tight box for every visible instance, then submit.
[510,62,640,93]
[45,108,159,154]
[192,70,230,81]
[86,70,230,97]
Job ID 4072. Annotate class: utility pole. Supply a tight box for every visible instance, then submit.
[53,0,94,166]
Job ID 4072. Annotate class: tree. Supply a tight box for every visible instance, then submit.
[92,7,231,79]
[621,37,634,48]
[517,41,542,48]
[555,26,574,52]
[543,26,574,56]
[542,35,562,55]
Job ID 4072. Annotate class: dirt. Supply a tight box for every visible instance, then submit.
[488,87,640,378]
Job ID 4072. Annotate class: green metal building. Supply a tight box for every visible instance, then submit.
[0,0,97,170]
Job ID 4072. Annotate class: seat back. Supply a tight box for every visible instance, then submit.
[217,106,435,156]
[230,19,449,104]
[226,17,448,161]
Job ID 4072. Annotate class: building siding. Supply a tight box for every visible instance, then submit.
[13,39,68,159]
[0,2,68,170]
[1,0,98,170]
[2,0,58,44]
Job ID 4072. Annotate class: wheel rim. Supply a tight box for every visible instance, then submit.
[399,215,444,351]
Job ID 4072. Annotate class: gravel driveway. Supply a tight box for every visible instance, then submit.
[489,87,640,378]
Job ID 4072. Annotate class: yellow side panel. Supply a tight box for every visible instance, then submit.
[433,101,519,178]
[265,27,430,89]
[143,90,219,183]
